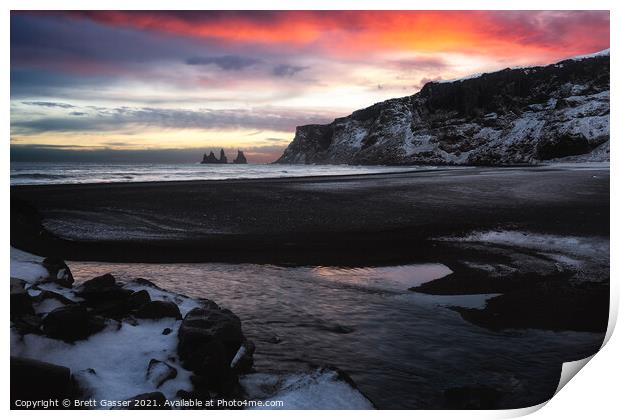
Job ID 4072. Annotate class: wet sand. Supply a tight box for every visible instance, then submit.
[11,166,609,266]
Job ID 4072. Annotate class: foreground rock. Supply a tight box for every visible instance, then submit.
[11,250,373,410]
[42,257,74,287]
[41,305,107,342]
[76,273,132,303]
[178,306,255,395]
[10,258,255,406]
[11,278,34,317]
[135,300,182,320]
[11,356,77,408]
[277,51,609,165]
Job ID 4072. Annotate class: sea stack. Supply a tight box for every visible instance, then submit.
[201,151,220,164]
[233,150,248,164]
[201,150,229,164]
[219,149,228,164]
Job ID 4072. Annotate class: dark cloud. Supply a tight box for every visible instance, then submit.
[272,64,308,77]
[10,143,90,149]
[11,13,224,67]
[70,111,87,116]
[21,101,75,108]
[185,55,261,70]
[11,68,114,98]
[11,105,335,135]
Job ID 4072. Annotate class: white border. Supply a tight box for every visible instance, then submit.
[3,1,617,419]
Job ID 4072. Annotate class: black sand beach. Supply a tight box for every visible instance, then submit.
[10,166,610,266]
[10,165,611,408]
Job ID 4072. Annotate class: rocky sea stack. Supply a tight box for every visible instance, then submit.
[201,149,248,164]
[276,50,609,165]
[201,149,228,164]
[233,150,247,164]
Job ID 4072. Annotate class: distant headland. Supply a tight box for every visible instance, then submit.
[201,149,247,164]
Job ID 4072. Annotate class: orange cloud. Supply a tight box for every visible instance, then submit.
[58,10,609,61]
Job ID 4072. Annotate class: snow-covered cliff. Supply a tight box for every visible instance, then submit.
[276,50,609,165]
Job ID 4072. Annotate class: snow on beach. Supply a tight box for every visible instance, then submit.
[436,230,609,282]
[10,247,374,409]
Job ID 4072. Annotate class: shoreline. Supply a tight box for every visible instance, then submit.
[9,166,465,189]
[10,162,608,189]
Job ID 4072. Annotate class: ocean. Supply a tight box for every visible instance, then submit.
[10,162,428,186]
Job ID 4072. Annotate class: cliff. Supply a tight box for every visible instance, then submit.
[276,50,609,165]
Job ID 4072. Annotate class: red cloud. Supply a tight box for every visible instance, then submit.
[52,10,608,61]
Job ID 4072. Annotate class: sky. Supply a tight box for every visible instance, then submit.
[10,10,610,163]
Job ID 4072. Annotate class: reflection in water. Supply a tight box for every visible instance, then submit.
[69,261,603,409]
[312,264,453,291]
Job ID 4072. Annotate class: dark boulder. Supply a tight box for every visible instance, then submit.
[10,278,34,317]
[11,357,77,408]
[128,289,151,309]
[190,365,242,397]
[191,340,231,387]
[11,314,43,335]
[162,328,172,335]
[177,306,253,394]
[178,307,246,373]
[42,257,74,288]
[120,392,169,410]
[42,305,106,342]
[146,359,177,388]
[89,300,132,320]
[76,273,133,303]
[82,273,116,289]
[135,300,182,320]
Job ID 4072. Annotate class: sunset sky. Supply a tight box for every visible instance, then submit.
[10,10,610,163]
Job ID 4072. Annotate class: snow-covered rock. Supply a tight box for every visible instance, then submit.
[276,51,609,165]
[10,248,374,409]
